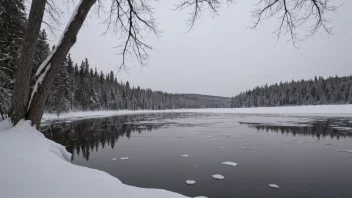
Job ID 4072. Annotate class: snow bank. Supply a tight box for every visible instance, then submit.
[0,120,203,198]
[42,105,352,122]
[0,118,12,131]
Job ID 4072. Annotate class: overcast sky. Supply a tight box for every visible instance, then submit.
[45,0,352,97]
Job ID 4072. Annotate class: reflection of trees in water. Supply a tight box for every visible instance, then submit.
[240,120,352,140]
[41,115,161,161]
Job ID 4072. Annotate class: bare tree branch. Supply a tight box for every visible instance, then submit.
[98,0,160,70]
[174,0,235,31]
[41,0,339,70]
[251,0,339,46]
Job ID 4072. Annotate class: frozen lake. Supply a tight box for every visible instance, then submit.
[41,113,352,198]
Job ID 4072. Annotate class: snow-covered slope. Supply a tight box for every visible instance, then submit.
[43,104,352,122]
[0,120,203,198]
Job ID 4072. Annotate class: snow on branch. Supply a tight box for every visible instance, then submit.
[35,0,83,78]
[28,64,52,111]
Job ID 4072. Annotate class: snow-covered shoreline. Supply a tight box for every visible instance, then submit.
[43,104,352,122]
[0,120,203,198]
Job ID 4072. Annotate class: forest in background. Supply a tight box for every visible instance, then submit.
[231,75,352,108]
[0,1,230,118]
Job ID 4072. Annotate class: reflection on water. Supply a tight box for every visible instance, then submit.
[41,113,352,198]
[42,114,175,161]
[240,119,352,140]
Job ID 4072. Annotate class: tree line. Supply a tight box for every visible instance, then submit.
[231,76,352,108]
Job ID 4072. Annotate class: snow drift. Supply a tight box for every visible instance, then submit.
[0,120,203,198]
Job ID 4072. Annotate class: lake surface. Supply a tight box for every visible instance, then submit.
[41,113,352,198]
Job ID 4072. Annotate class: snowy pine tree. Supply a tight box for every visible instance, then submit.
[46,58,71,116]
[0,0,26,118]
[231,76,352,108]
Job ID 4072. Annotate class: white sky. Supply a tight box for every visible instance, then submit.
[44,0,352,97]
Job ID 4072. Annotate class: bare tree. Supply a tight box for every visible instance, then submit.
[10,0,338,128]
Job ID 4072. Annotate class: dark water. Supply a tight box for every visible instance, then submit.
[41,113,352,198]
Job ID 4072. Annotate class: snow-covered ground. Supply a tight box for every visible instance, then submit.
[42,105,352,122]
[0,120,204,198]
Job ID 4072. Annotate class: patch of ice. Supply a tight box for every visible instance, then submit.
[205,136,212,138]
[217,146,225,149]
[43,105,352,123]
[238,146,257,150]
[332,127,352,131]
[269,184,280,189]
[336,150,352,153]
[181,155,190,157]
[120,157,129,160]
[212,174,224,180]
[329,125,339,127]
[237,136,244,138]
[185,180,196,185]
[112,158,117,161]
[221,161,238,167]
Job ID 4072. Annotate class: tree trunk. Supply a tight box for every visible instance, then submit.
[9,0,46,125]
[27,0,97,129]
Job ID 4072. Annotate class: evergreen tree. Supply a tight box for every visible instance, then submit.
[231,75,352,108]
[31,29,50,87]
[67,54,74,74]
[0,0,26,117]
[46,58,71,116]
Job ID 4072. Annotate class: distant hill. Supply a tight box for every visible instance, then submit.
[179,94,231,108]
[231,75,352,108]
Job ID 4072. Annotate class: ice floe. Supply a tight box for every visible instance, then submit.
[336,150,352,153]
[269,184,280,189]
[212,174,224,180]
[238,146,257,150]
[185,180,196,185]
[221,161,238,167]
